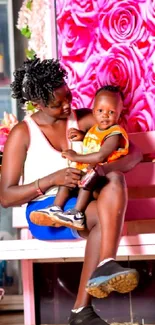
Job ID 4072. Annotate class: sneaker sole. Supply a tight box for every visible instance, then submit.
[30,211,85,231]
[86,270,139,298]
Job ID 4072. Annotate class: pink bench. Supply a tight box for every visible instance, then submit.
[0,130,155,325]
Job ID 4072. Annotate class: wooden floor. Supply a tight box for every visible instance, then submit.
[0,312,142,325]
[0,312,24,325]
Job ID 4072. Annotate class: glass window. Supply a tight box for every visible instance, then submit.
[0,0,15,118]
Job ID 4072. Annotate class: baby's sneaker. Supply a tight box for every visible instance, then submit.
[52,208,85,231]
[30,205,63,227]
[30,206,85,230]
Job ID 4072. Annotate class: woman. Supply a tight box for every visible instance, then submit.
[0,57,142,325]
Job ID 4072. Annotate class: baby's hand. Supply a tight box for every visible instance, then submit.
[68,128,85,141]
[62,149,78,161]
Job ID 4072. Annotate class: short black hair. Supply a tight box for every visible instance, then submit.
[95,85,124,100]
[10,56,67,106]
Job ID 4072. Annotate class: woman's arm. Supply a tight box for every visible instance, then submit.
[97,141,143,175]
[0,123,82,208]
[63,135,120,164]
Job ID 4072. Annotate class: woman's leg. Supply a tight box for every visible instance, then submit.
[69,172,127,324]
[73,202,101,308]
[97,171,127,261]
[73,171,127,308]
[86,172,138,298]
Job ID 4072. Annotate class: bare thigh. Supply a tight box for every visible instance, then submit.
[78,171,126,238]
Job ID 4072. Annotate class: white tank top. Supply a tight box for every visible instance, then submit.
[23,111,83,198]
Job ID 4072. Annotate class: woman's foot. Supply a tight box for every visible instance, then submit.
[69,305,109,325]
[86,260,139,298]
[30,207,85,230]
[0,288,5,301]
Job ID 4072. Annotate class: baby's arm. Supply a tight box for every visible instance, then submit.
[68,128,85,142]
[62,135,120,164]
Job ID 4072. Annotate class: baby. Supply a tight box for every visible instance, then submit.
[30,85,128,230]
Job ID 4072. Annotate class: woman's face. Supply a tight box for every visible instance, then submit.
[41,84,72,119]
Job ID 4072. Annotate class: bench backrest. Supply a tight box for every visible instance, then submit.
[125,131,155,221]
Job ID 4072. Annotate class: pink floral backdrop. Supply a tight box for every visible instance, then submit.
[56,0,155,132]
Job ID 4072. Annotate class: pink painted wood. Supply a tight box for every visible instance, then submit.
[126,198,155,221]
[125,162,155,186]
[129,130,155,154]
[21,229,36,325]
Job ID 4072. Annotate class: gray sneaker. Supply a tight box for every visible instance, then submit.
[30,206,85,230]
[52,208,85,230]
[30,205,63,227]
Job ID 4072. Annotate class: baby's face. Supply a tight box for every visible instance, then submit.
[93,91,123,130]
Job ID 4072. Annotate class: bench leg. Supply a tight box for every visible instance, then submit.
[21,229,36,325]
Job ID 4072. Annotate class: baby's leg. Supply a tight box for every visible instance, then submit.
[54,186,71,209]
[75,188,91,212]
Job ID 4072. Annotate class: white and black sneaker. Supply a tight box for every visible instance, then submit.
[30,206,85,230]
[52,208,85,231]
[30,205,63,227]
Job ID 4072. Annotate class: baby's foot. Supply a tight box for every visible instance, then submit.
[51,208,85,230]
[30,205,63,227]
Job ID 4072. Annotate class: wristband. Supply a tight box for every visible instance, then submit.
[35,179,44,196]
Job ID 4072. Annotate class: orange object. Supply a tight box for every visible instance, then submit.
[76,124,129,171]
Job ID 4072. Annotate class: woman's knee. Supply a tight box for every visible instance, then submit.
[85,201,100,231]
[106,171,126,188]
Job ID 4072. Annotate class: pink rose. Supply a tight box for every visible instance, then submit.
[121,90,155,132]
[69,56,99,109]
[97,0,113,11]
[56,0,71,21]
[145,0,155,34]
[72,79,97,110]
[0,127,10,152]
[58,14,95,60]
[72,0,97,14]
[98,0,148,46]
[127,107,155,133]
[145,55,155,93]
[60,60,78,90]
[96,44,146,107]
[57,1,97,61]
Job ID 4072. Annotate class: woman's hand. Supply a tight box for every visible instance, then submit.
[52,167,83,188]
[62,149,78,161]
[68,128,85,141]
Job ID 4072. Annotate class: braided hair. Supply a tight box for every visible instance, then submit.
[95,85,124,100]
[10,56,67,106]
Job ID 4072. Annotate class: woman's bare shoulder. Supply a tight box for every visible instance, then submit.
[6,120,29,148]
[75,109,96,131]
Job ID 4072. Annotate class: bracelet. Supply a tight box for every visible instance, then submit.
[35,179,44,196]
